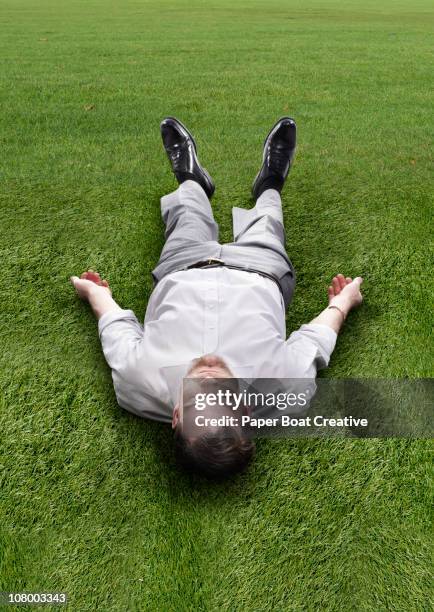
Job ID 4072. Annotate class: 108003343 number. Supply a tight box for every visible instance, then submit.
[0,592,67,605]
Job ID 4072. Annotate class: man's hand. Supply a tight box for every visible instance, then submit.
[70,270,122,319]
[70,270,111,301]
[310,274,364,333]
[327,274,363,317]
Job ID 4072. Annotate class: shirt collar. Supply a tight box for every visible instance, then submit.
[160,362,255,406]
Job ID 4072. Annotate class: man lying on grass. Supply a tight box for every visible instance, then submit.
[71,117,363,478]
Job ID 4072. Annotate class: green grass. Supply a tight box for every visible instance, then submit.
[1,0,433,609]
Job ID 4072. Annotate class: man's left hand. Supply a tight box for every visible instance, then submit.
[70,270,111,301]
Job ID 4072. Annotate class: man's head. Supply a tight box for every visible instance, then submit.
[172,355,255,479]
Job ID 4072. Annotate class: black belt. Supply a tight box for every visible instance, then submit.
[184,258,282,294]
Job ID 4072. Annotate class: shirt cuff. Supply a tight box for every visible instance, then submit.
[298,323,338,355]
[98,309,139,336]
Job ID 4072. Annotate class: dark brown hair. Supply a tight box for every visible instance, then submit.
[173,426,255,479]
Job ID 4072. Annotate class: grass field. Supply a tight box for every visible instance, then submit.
[1,0,433,609]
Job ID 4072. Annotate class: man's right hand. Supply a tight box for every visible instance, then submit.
[327,274,363,316]
[309,275,363,334]
[70,270,111,302]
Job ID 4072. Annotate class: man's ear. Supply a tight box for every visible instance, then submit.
[172,405,180,429]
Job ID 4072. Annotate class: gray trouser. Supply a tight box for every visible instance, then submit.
[151,180,296,307]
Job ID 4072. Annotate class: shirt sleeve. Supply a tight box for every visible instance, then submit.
[284,323,338,378]
[98,309,145,411]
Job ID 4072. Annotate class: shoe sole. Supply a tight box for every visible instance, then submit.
[161,116,215,197]
[251,116,296,199]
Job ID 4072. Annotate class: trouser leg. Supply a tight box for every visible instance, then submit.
[221,189,296,307]
[161,180,218,248]
[152,180,221,282]
[232,188,285,248]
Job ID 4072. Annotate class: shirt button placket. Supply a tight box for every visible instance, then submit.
[203,270,218,354]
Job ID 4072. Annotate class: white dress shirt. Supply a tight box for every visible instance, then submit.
[98,267,337,423]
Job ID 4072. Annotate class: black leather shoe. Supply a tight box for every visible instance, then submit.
[160,117,215,198]
[252,117,296,200]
